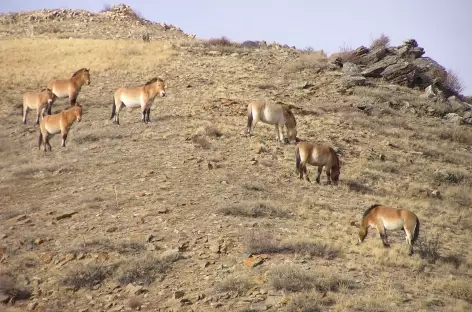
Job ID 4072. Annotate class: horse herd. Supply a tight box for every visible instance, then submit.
[21,68,421,255]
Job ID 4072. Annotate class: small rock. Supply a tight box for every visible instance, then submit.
[243,255,267,268]
[379,154,386,161]
[0,233,7,239]
[180,298,192,305]
[26,301,38,311]
[174,290,185,299]
[34,238,44,245]
[54,212,78,220]
[145,243,156,251]
[0,292,10,303]
[125,284,146,296]
[444,113,463,124]
[106,226,118,233]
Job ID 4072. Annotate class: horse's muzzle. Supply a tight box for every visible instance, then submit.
[161,92,166,97]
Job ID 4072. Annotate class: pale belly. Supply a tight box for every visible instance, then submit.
[45,124,61,135]
[381,218,404,231]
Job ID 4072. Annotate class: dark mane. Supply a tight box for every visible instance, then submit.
[144,77,164,86]
[72,68,87,77]
[362,204,382,219]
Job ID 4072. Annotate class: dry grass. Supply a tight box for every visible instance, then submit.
[214,275,254,295]
[220,202,290,218]
[117,252,180,285]
[286,291,336,312]
[0,39,174,90]
[0,273,30,301]
[245,231,339,259]
[284,50,328,73]
[60,264,112,290]
[441,280,472,303]
[270,266,351,292]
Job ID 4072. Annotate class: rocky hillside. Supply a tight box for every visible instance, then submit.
[1,4,471,312]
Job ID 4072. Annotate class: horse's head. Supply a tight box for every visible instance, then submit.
[74,103,83,122]
[331,166,340,185]
[358,225,367,245]
[156,78,167,97]
[84,68,91,85]
[283,108,297,143]
[45,88,56,105]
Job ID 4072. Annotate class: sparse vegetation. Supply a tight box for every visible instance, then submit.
[443,280,472,303]
[443,69,464,95]
[60,264,111,290]
[370,33,390,50]
[215,275,254,295]
[270,266,351,292]
[245,232,339,259]
[220,202,290,218]
[286,291,336,312]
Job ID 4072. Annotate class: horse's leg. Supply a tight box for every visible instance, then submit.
[404,225,414,255]
[146,108,151,123]
[300,162,310,182]
[299,161,304,179]
[250,111,260,135]
[326,166,332,185]
[61,123,68,148]
[115,103,124,125]
[45,135,52,151]
[315,166,323,184]
[278,123,285,143]
[23,106,29,124]
[69,90,77,106]
[375,221,390,247]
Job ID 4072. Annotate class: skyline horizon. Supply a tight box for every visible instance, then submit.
[1,1,471,95]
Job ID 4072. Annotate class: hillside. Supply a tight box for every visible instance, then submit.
[1,4,472,312]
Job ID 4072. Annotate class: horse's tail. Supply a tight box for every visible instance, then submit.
[247,107,253,131]
[110,99,116,120]
[295,145,301,174]
[412,217,420,244]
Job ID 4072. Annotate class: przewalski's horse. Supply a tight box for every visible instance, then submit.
[47,68,91,110]
[22,88,56,124]
[295,142,341,185]
[110,77,167,125]
[247,101,298,143]
[357,204,420,255]
[38,103,83,152]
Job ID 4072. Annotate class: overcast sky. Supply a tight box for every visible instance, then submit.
[2,0,471,94]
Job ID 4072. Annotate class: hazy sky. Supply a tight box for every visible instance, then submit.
[2,0,471,94]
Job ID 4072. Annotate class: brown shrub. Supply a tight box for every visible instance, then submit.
[215,275,254,295]
[370,33,390,50]
[443,69,464,95]
[60,264,112,290]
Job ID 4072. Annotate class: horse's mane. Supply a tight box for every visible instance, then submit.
[145,77,164,86]
[362,204,382,219]
[72,68,87,77]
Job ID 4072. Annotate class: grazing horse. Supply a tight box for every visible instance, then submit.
[38,103,83,152]
[22,88,56,124]
[110,77,167,125]
[47,68,91,110]
[357,204,420,255]
[295,142,341,185]
[247,101,298,143]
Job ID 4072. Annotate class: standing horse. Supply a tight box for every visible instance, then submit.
[295,142,341,185]
[247,101,298,143]
[110,77,167,125]
[38,103,83,152]
[47,68,91,110]
[22,88,56,124]
[357,204,420,255]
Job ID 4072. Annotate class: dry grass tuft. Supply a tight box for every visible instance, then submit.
[245,232,339,259]
[416,233,442,264]
[270,265,351,292]
[128,296,142,310]
[60,264,111,290]
[370,33,390,50]
[286,291,336,312]
[214,275,254,295]
[220,202,290,219]
[434,126,472,145]
[443,69,464,95]
[0,273,31,301]
[204,36,236,47]
[117,252,180,285]
[443,280,472,303]
[284,50,328,73]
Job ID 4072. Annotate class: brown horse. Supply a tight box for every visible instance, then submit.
[38,103,83,151]
[357,204,420,255]
[47,68,91,109]
[110,77,167,125]
[23,88,56,124]
[247,101,298,143]
[295,142,341,185]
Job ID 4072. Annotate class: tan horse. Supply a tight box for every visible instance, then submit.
[110,77,167,125]
[47,68,91,109]
[23,88,56,124]
[38,103,83,151]
[357,204,420,255]
[295,142,341,185]
[247,101,298,143]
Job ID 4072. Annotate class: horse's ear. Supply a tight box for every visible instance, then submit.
[86,68,90,72]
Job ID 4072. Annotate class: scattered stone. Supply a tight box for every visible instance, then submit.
[157,207,168,214]
[444,113,463,124]
[0,292,10,303]
[424,85,436,98]
[54,211,78,220]
[342,62,361,75]
[38,252,53,264]
[26,301,38,311]
[34,238,44,245]
[341,75,366,88]
[243,255,268,268]
[110,305,125,311]
[379,154,386,161]
[106,226,118,233]
[173,290,185,299]
[145,243,156,251]
[125,284,146,296]
[13,214,28,222]
[56,253,76,267]
[0,233,7,239]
